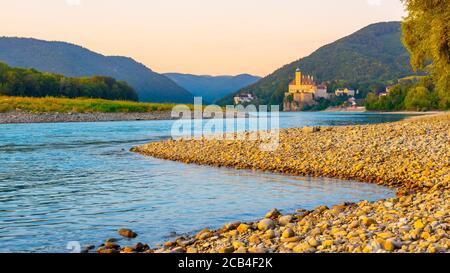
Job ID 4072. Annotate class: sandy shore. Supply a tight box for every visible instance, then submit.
[98,113,449,253]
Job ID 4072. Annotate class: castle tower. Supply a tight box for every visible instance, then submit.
[295,68,301,86]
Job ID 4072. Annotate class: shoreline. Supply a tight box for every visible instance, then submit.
[375,111,444,115]
[0,111,176,124]
[0,110,442,125]
[0,111,253,124]
[108,113,450,253]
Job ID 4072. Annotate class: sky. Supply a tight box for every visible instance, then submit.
[0,0,406,76]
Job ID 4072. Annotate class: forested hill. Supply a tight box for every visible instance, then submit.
[0,37,193,103]
[0,62,138,101]
[219,21,418,106]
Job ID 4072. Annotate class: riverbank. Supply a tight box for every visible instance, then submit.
[117,113,450,253]
[0,110,252,124]
[323,106,367,112]
[0,111,177,124]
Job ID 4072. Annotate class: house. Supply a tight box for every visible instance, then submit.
[335,88,356,97]
[315,84,329,99]
[234,93,255,105]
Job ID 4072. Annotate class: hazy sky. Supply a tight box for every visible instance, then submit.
[0,0,406,76]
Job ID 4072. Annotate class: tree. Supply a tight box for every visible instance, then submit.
[0,62,138,101]
[404,86,432,111]
[401,0,450,108]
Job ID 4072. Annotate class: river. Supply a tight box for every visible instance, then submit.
[0,112,412,252]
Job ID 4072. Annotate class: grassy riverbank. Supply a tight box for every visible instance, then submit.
[0,96,178,113]
[122,113,450,253]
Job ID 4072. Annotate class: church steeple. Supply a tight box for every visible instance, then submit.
[295,68,301,85]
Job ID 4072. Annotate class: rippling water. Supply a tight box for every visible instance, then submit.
[0,112,412,252]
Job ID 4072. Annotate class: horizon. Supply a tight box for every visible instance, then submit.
[0,0,406,76]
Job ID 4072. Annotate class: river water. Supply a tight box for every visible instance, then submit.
[0,112,411,252]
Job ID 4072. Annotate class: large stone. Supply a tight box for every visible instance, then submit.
[118,228,137,238]
[383,239,400,252]
[264,230,276,240]
[265,209,282,219]
[258,219,275,231]
[302,126,321,134]
[278,215,294,226]
[361,217,377,227]
[308,238,320,247]
[237,224,250,234]
[223,222,241,232]
[218,246,235,253]
[282,228,295,238]
[197,230,213,240]
[249,234,261,244]
[414,220,425,229]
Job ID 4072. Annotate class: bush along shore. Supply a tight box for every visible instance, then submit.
[99,113,449,253]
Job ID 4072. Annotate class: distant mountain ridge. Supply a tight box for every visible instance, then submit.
[219,21,418,106]
[164,73,261,103]
[0,37,193,103]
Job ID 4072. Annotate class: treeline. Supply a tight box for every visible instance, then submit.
[302,96,351,111]
[365,76,449,111]
[0,62,138,101]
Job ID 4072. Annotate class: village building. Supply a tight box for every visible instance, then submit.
[348,97,357,107]
[283,68,329,111]
[234,93,255,105]
[377,85,393,97]
[335,88,356,97]
[316,84,329,99]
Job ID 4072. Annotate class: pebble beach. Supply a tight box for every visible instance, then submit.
[0,111,175,124]
[103,113,449,253]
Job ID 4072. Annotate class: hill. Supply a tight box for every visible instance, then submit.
[219,21,420,106]
[0,37,193,103]
[164,73,261,103]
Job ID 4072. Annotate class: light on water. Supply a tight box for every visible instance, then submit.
[0,112,412,252]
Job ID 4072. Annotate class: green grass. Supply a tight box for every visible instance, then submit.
[0,96,187,113]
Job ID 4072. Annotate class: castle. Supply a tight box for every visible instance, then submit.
[283,68,328,111]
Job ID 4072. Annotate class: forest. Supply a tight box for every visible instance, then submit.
[0,62,138,101]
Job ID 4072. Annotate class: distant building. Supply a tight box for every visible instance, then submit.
[377,85,393,97]
[283,68,329,111]
[385,85,393,93]
[315,84,329,99]
[376,88,389,97]
[335,88,356,97]
[234,93,255,105]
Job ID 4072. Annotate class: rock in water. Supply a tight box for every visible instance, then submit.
[118,228,137,238]
[265,208,282,219]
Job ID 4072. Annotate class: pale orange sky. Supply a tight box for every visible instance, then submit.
[0,0,406,76]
